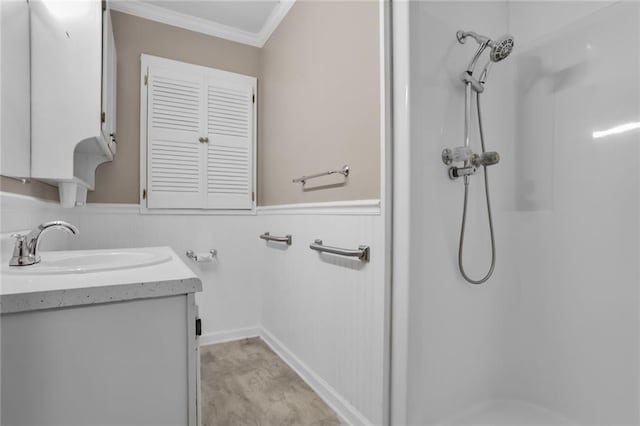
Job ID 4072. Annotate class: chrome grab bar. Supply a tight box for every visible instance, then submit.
[292,165,349,186]
[260,232,292,245]
[309,239,370,262]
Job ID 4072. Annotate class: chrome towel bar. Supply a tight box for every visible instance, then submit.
[309,239,370,262]
[292,165,349,186]
[260,232,292,245]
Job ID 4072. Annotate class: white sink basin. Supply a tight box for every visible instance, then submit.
[3,249,172,275]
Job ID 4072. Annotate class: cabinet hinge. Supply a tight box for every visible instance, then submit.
[252,94,255,104]
[252,191,255,202]
[101,112,106,123]
[195,318,202,337]
[144,75,148,86]
[142,189,147,200]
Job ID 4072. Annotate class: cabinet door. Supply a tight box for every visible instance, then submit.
[0,0,30,178]
[102,8,117,153]
[146,66,206,209]
[142,55,256,211]
[1,296,194,425]
[30,0,102,180]
[205,75,255,210]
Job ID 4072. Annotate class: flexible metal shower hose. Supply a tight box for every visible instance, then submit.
[458,93,496,284]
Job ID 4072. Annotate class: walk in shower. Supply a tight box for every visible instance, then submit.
[392,1,639,425]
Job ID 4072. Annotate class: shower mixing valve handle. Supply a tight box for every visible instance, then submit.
[442,146,473,165]
[471,151,500,167]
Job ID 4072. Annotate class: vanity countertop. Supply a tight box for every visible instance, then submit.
[0,246,202,314]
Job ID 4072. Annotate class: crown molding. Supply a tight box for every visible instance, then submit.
[257,0,295,46]
[109,0,295,48]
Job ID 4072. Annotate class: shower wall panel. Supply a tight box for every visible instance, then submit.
[405,2,518,423]
[507,2,639,424]
[400,1,639,424]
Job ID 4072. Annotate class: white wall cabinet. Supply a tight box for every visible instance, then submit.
[141,55,256,211]
[30,0,117,207]
[0,0,31,178]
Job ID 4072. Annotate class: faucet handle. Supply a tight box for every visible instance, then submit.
[9,234,32,266]
[10,233,27,248]
[10,234,26,250]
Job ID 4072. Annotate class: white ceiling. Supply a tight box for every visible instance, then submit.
[142,1,280,34]
[110,0,294,47]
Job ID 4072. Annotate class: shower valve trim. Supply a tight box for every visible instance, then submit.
[443,150,501,180]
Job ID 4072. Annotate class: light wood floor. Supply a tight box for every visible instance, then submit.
[200,337,341,426]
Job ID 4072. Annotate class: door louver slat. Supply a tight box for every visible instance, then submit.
[146,69,204,208]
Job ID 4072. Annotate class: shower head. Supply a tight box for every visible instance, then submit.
[489,35,514,62]
[478,35,514,85]
[457,30,515,74]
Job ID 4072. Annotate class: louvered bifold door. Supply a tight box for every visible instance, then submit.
[146,67,205,208]
[205,78,254,209]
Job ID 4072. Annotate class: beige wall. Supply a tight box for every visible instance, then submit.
[258,1,380,206]
[0,176,58,201]
[87,11,261,203]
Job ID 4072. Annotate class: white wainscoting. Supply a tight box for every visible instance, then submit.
[259,212,385,425]
[0,192,386,426]
[69,203,264,337]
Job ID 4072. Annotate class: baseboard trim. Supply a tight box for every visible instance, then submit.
[199,327,260,347]
[260,327,373,426]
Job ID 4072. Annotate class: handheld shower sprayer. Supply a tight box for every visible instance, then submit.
[441,30,515,285]
[457,30,514,82]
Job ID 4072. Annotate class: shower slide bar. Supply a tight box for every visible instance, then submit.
[292,165,349,186]
[259,232,292,245]
[309,239,370,262]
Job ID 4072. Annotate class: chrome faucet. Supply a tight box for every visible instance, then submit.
[9,221,79,266]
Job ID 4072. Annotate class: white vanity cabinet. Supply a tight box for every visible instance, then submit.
[0,247,202,426]
[30,0,117,207]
